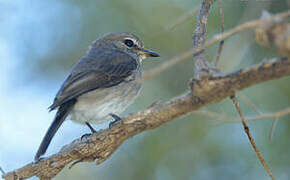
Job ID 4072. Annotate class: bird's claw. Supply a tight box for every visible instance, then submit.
[81,133,92,141]
[109,113,122,128]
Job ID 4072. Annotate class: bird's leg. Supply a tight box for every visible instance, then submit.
[81,122,97,140]
[85,122,97,133]
[109,113,122,128]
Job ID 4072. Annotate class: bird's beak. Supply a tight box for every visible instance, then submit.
[138,48,160,58]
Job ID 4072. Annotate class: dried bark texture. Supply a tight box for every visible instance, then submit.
[3,57,290,180]
[192,0,219,77]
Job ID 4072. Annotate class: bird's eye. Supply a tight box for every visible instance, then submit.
[124,39,134,47]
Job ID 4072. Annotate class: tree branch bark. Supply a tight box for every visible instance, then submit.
[3,57,290,180]
[192,0,218,77]
[142,10,290,81]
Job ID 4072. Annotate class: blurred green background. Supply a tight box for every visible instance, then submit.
[0,0,290,179]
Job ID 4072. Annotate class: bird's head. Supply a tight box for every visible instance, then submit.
[90,32,159,61]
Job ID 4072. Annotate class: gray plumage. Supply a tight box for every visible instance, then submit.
[35,32,159,160]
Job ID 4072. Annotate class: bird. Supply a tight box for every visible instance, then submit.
[34,32,159,161]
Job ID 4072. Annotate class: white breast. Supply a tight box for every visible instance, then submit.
[69,80,141,125]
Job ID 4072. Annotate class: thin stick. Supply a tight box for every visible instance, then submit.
[142,10,290,81]
[239,94,262,115]
[213,0,225,65]
[269,117,279,142]
[230,96,275,180]
[192,106,290,126]
[163,8,199,32]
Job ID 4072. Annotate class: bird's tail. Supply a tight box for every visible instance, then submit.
[34,99,76,161]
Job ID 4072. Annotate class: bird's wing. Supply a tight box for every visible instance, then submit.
[49,52,138,110]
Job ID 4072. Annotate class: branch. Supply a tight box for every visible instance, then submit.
[230,96,275,180]
[162,8,199,32]
[239,94,262,115]
[3,57,290,180]
[202,106,290,124]
[191,3,281,178]
[192,0,218,77]
[142,10,290,81]
[269,117,279,142]
[213,0,225,65]
[193,106,290,126]
[192,80,289,144]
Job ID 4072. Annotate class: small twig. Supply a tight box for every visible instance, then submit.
[213,0,225,65]
[142,10,290,81]
[239,94,262,115]
[230,96,275,180]
[192,109,229,121]
[163,8,199,32]
[0,166,5,176]
[192,107,290,124]
[219,107,290,124]
[269,117,279,142]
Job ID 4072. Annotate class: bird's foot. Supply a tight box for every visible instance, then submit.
[81,133,92,141]
[109,113,122,128]
[82,122,97,141]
